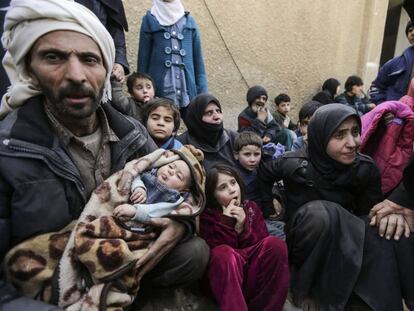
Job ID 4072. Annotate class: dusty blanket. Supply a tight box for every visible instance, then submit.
[3,146,205,311]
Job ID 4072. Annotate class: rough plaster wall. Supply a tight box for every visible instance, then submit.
[124,0,388,129]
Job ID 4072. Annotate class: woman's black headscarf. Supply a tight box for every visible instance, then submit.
[184,93,224,146]
[307,103,361,185]
[322,78,341,98]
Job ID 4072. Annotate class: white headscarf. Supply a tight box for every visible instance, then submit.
[0,0,115,120]
[151,0,185,27]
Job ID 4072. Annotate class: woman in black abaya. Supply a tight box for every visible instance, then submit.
[258,104,409,310]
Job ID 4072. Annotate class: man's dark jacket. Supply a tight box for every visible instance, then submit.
[0,96,156,309]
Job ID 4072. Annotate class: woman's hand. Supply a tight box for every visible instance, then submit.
[370,213,410,240]
[369,199,414,232]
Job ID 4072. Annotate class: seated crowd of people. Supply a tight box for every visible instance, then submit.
[1,0,414,311]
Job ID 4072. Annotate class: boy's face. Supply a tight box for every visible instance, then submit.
[350,84,363,97]
[276,101,291,115]
[157,159,191,192]
[299,117,310,136]
[234,144,262,171]
[130,78,155,103]
[146,106,176,143]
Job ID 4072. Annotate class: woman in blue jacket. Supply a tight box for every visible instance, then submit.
[137,0,208,119]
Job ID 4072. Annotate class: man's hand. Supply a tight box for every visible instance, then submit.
[370,213,410,240]
[111,63,125,82]
[135,218,185,281]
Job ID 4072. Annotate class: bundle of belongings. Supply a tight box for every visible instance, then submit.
[3,146,206,311]
[360,81,414,194]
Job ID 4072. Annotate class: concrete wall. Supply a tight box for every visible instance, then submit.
[124,0,388,129]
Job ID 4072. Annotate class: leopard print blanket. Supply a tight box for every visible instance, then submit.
[3,146,205,311]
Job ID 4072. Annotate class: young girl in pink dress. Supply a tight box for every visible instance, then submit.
[199,164,289,311]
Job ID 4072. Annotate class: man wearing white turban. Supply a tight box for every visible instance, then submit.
[0,0,115,118]
[0,1,209,310]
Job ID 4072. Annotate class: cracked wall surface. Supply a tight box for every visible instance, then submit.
[124,0,388,129]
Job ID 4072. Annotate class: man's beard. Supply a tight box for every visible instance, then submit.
[42,82,104,120]
[251,102,265,113]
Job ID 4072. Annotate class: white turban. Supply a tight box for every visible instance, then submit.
[0,0,115,120]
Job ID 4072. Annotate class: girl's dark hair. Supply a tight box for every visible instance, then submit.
[142,98,181,132]
[344,75,363,92]
[321,78,341,97]
[126,71,155,94]
[205,164,246,209]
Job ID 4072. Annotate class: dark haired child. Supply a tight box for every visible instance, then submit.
[234,131,286,239]
[335,75,375,116]
[272,93,296,131]
[292,100,323,151]
[199,164,289,311]
[111,72,155,122]
[142,98,183,150]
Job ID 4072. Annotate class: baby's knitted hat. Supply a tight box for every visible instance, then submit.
[174,145,205,188]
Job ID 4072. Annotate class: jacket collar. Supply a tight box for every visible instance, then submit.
[8,95,136,148]
[144,10,194,32]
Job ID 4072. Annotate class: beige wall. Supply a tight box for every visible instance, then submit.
[124,0,388,129]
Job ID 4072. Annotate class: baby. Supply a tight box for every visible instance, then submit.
[113,147,204,223]
[113,159,191,223]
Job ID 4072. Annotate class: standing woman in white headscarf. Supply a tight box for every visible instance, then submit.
[137,0,208,119]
